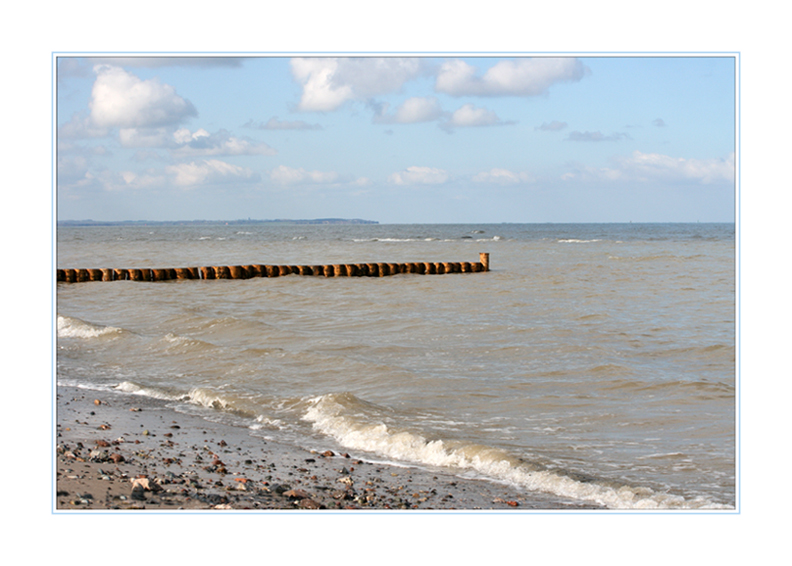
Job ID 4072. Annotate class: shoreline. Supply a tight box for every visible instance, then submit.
[55,385,603,511]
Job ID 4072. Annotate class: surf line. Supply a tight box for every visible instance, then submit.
[58,253,490,283]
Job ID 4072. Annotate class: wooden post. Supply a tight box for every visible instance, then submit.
[480,252,490,272]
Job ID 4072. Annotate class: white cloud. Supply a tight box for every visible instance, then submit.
[436,58,587,97]
[115,170,164,189]
[57,154,91,186]
[118,127,174,148]
[563,151,735,185]
[536,120,568,131]
[443,104,508,129]
[291,57,425,112]
[614,151,735,184]
[373,96,444,124]
[165,159,259,187]
[58,111,110,139]
[89,65,197,128]
[269,165,340,185]
[388,166,449,185]
[173,128,209,144]
[171,128,277,157]
[472,168,534,185]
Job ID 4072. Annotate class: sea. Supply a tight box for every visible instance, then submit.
[55,222,736,510]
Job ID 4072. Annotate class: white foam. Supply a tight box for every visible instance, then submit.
[57,315,121,339]
[253,415,285,430]
[302,393,730,510]
[115,381,185,401]
[186,387,233,410]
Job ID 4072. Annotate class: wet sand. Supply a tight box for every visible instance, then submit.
[55,386,603,511]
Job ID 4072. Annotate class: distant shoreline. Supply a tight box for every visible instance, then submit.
[57,218,379,227]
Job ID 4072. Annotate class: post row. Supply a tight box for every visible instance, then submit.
[57,254,490,283]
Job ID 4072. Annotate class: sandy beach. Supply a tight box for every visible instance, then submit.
[55,385,602,511]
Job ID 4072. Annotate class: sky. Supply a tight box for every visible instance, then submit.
[56,55,736,223]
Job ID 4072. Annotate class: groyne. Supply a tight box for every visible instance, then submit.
[57,253,490,283]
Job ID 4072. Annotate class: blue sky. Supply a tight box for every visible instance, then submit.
[57,55,735,223]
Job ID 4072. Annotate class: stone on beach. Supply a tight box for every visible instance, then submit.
[56,386,603,511]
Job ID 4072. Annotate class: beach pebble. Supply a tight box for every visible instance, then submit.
[131,477,152,490]
[131,486,146,501]
[283,488,311,500]
[332,489,353,500]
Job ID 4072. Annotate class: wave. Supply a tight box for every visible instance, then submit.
[115,381,188,401]
[350,236,503,243]
[302,392,730,510]
[97,381,731,509]
[599,377,734,397]
[57,315,123,339]
[558,239,601,244]
[159,333,216,354]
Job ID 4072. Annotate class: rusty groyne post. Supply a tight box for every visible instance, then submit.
[57,254,491,283]
[480,252,490,272]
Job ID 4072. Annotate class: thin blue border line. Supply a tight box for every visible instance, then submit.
[736,52,741,514]
[52,50,740,57]
[52,52,56,515]
[52,52,739,515]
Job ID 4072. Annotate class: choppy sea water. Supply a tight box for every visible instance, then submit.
[55,223,736,510]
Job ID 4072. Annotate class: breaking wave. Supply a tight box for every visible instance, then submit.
[302,392,730,510]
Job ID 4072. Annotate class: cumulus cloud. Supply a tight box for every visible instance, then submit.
[372,96,444,124]
[57,153,92,186]
[290,57,425,112]
[58,111,110,139]
[61,158,260,193]
[562,151,735,185]
[89,65,197,129]
[170,128,277,156]
[614,151,735,184]
[165,159,260,187]
[536,120,568,131]
[388,166,449,185]
[118,127,174,148]
[244,117,323,130]
[472,168,534,185]
[269,165,341,185]
[441,104,513,130]
[566,131,631,142]
[436,58,587,97]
